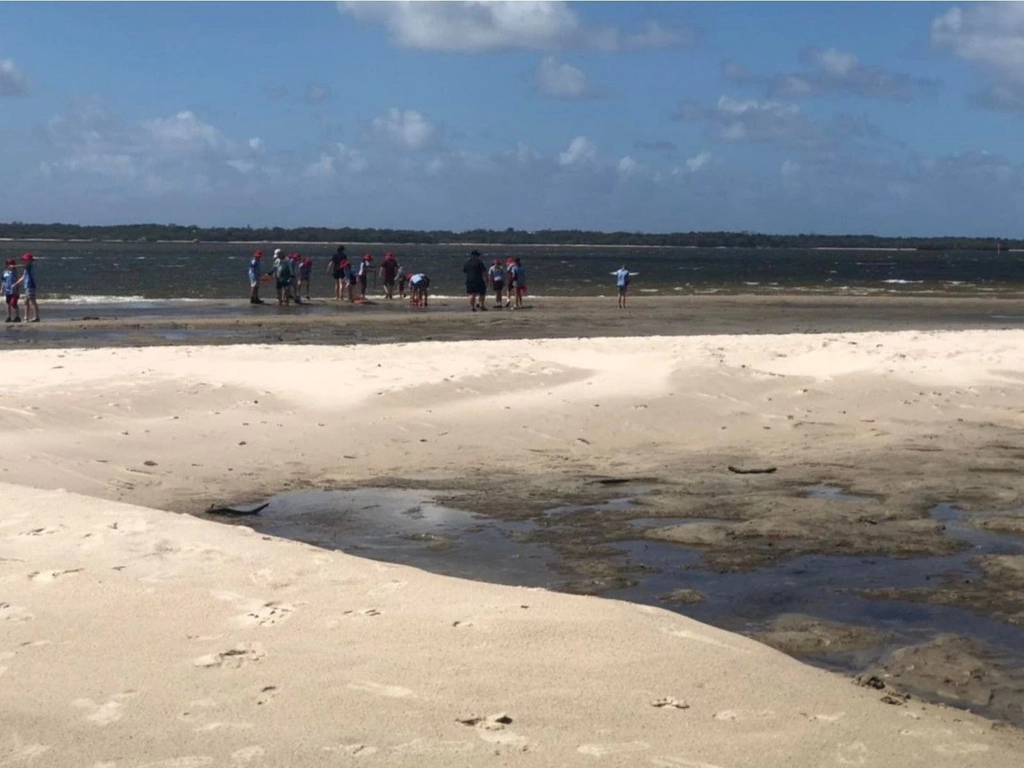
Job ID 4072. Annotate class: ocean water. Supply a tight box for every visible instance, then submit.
[4,240,1024,300]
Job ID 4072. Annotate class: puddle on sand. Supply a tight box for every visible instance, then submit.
[236,488,556,587]
[802,484,877,503]
[217,486,1024,725]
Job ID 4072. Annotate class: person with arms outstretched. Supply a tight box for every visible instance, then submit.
[615,265,631,309]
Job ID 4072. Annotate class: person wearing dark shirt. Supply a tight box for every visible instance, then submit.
[463,250,488,311]
[326,245,346,300]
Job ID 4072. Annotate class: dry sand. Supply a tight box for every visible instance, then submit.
[4,329,1024,765]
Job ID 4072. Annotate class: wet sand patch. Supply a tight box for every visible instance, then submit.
[203,480,1024,726]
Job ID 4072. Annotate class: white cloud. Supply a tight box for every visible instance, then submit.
[810,48,859,77]
[617,155,642,176]
[142,111,227,155]
[0,58,28,97]
[303,143,368,179]
[932,4,1024,78]
[675,95,887,153]
[370,108,438,151]
[678,96,809,144]
[724,47,933,103]
[685,151,711,172]
[40,102,269,194]
[535,56,604,99]
[338,1,692,53]
[932,4,1024,113]
[558,135,597,167]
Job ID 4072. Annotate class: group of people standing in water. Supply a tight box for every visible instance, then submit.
[247,245,433,307]
[246,245,526,310]
[462,249,527,311]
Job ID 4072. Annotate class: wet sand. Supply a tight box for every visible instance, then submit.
[12,293,1024,349]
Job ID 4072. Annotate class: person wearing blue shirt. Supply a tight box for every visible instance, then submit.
[248,250,265,304]
[21,253,39,322]
[3,258,21,323]
[615,265,631,309]
[511,257,526,309]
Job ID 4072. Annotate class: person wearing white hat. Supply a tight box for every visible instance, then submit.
[271,248,295,305]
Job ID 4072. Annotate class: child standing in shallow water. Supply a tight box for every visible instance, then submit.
[3,259,21,322]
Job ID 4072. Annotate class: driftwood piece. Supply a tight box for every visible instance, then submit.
[727,465,777,475]
[205,502,269,517]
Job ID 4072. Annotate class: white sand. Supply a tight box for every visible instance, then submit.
[3,331,1024,766]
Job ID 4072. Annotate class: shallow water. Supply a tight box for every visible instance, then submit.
[8,240,1024,300]
[226,486,1024,674]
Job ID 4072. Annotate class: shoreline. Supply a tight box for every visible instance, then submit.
[8,293,1024,351]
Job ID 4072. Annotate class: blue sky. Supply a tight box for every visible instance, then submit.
[2,1,1024,236]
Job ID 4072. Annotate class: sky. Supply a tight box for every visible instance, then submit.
[2,1,1024,237]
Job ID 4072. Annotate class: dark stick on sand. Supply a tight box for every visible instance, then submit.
[727,465,778,475]
[205,502,269,517]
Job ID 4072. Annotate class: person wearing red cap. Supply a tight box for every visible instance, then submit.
[379,252,401,299]
[356,253,373,300]
[20,253,39,322]
[487,258,505,309]
[3,258,21,323]
[248,250,265,304]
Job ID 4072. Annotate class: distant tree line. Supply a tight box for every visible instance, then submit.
[0,221,1019,251]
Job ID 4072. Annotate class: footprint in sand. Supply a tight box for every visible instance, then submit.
[27,569,82,584]
[72,691,138,726]
[235,602,294,628]
[0,603,33,623]
[459,714,529,749]
[577,741,650,757]
[322,744,379,758]
[256,686,277,706]
[192,643,265,669]
[346,681,414,699]
[805,712,845,723]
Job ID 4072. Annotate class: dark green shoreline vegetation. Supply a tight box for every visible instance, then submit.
[1,222,1019,251]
